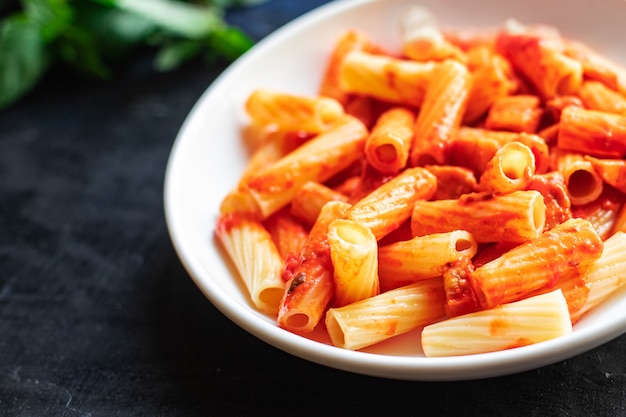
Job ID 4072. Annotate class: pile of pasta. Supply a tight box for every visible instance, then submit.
[215,6,626,356]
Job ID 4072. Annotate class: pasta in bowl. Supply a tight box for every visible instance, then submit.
[164,0,626,380]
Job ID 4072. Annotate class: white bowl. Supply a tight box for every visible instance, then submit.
[164,0,626,380]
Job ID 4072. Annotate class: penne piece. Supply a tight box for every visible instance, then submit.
[584,156,626,194]
[471,218,603,309]
[245,89,345,134]
[278,201,351,334]
[578,80,626,116]
[327,219,380,307]
[484,94,543,133]
[264,208,309,260]
[318,29,380,104]
[215,213,286,315]
[338,50,438,108]
[565,231,626,323]
[243,115,368,219]
[478,141,536,194]
[410,59,472,166]
[400,6,466,63]
[325,278,446,351]
[411,190,546,244]
[421,289,572,357]
[557,106,626,158]
[495,31,583,99]
[555,150,604,206]
[290,181,350,226]
[365,107,415,174]
[345,166,437,240]
[463,52,518,125]
[378,230,477,291]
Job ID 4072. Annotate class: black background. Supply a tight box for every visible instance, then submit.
[1,1,624,415]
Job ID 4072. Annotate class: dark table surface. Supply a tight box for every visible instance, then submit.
[1,1,625,416]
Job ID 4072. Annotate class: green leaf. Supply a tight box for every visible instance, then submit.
[0,14,47,110]
[206,26,253,61]
[153,39,202,72]
[22,0,73,42]
[72,2,156,64]
[52,25,111,79]
[106,0,224,39]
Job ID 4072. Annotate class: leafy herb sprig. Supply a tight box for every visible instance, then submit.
[0,0,261,110]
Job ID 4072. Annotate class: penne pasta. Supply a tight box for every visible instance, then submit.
[290,181,350,226]
[449,127,550,176]
[584,156,626,194]
[425,165,477,200]
[484,94,543,133]
[278,201,351,334]
[525,172,572,231]
[378,230,477,291]
[318,29,380,104]
[345,167,437,240]
[495,30,583,99]
[400,6,466,63]
[410,59,472,166]
[411,190,546,244]
[463,52,518,125]
[365,107,415,174]
[421,290,572,357]
[478,141,536,194]
[327,218,380,306]
[215,10,626,356]
[565,231,626,323]
[338,50,437,108]
[471,218,603,309]
[243,115,368,219]
[215,213,286,315]
[557,106,626,158]
[578,80,626,116]
[555,150,604,206]
[325,278,447,351]
[264,208,309,260]
[245,90,345,133]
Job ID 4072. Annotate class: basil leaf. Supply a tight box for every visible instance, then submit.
[0,15,47,110]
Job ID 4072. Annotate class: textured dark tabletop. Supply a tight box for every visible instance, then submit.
[0,1,625,416]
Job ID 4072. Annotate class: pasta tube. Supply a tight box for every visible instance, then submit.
[584,156,626,194]
[421,290,572,357]
[364,107,415,174]
[495,31,582,99]
[400,6,465,63]
[463,52,518,125]
[484,95,543,133]
[557,106,626,158]
[562,231,626,323]
[345,167,437,240]
[471,218,603,309]
[411,190,546,244]
[478,141,536,194]
[377,230,477,291]
[318,29,379,104]
[325,278,446,351]
[578,80,626,115]
[555,150,604,206]
[327,219,379,307]
[243,115,368,218]
[215,213,286,315]
[338,50,437,108]
[290,181,350,226]
[264,208,309,260]
[278,201,351,333]
[410,59,472,166]
[245,89,345,133]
